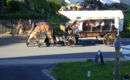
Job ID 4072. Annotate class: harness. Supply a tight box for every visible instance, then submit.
[42,23,49,37]
[30,22,35,33]
[27,22,36,37]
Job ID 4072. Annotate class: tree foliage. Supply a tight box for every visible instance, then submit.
[29,0,62,15]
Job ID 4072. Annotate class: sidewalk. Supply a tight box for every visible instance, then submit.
[0,57,128,66]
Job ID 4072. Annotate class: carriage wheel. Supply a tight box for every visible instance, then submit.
[64,36,76,46]
[103,33,116,47]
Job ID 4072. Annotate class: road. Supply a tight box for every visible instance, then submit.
[1,35,129,80]
[0,64,54,80]
[0,35,116,59]
[0,35,130,63]
[0,35,130,80]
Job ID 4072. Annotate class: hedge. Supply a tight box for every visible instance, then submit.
[0,0,62,19]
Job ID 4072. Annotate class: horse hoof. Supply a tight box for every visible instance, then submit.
[46,43,50,47]
[38,43,41,47]
[26,42,29,47]
[51,43,56,47]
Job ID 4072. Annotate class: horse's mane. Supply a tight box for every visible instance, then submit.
[36,22,53,29]
[36,22,50,26]
[18,19,33,31]
[18,19,54,33]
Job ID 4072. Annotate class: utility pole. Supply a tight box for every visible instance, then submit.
[114,18,120,80]
[114,36,120,80]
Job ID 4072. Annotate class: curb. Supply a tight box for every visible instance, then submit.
[42,69,56,80]
[41,64,57,80]
[0,58,129,66]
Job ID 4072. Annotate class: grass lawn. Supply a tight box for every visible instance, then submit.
[50,61,130,80]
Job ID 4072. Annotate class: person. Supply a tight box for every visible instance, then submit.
[94,50,104,65]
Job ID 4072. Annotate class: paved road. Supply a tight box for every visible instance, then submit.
[0,35,116,58]
[0,35,130,80]
[0,35,130,62]
[0,64,55,80]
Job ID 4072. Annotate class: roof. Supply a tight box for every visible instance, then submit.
[58,10,124,21]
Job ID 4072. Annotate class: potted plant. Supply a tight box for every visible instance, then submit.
[123,72,130,80]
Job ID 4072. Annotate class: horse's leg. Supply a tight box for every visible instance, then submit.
[26,32,40,47]
[26,34,33,47]
[44,35,50,47]
[48,34,56,46]
[53,35,57,45]
[32,33,41,47]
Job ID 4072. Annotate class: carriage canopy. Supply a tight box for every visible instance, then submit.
[59,10,124,31]
[58,10,124,20]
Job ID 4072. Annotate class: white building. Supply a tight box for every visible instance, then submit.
[63,0,120,5]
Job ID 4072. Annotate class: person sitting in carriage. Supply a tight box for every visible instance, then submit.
[71,21,81,33]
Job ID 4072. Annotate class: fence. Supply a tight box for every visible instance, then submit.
[0,20,19,34]
[0,20,55,35]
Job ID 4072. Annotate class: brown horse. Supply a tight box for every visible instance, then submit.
[17,19,33,36]
[17,19,56,47]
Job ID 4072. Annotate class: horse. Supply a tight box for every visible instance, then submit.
[17,19,33,36]
[17,19,56,47]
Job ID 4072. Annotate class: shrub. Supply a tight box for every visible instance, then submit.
[7,0,28,12]
[30,0,62,15]
[124,11,130,31]
[0,12,45,19]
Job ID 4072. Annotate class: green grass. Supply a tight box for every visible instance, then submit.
[50,61,130,80]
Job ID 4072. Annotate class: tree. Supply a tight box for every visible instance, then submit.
[0,0,4,13]
[24,0,34,10]
[19,0,24,2]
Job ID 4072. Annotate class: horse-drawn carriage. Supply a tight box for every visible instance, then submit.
[17,10,124,47]
[58,10,124,46]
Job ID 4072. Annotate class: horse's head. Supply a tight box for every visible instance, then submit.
[17,19,24,34]
[17,19,32,35]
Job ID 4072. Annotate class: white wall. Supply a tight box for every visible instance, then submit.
[63,0,120,5]
[63,0,85,4]
[71,0,85,4]
[100,0,120,5]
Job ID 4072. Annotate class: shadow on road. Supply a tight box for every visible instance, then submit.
[0,64,54,80]
[0,51,116,60]
[0,34,104,47]
[1,35,129,47]
[0,35,26,47]
[22,38,104,47]
[0,51,123,80]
